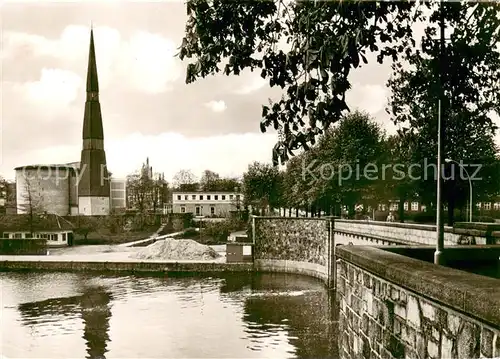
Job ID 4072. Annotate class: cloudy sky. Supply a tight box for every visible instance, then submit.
[1,1,498,182]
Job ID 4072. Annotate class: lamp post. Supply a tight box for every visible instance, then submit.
[445,159,473,223]
[434,0,446,266]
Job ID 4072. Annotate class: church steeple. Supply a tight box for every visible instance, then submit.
[78,27,110,215]
[86,28,99,94]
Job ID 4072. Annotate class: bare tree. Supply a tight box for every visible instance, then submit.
[173,169,198,191]
[19,178,44,237]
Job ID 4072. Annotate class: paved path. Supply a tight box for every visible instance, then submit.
[117,224,181,247]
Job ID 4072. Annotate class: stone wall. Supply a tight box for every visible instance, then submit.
[252,216,334,283]
[336,245,500,359]
[334,220,463,246]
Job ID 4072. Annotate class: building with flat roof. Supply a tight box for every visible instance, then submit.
[172,191,243,217]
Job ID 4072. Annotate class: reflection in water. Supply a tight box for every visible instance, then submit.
[2,272,338,358]
[18,286,112,359]
[80,288,112,359]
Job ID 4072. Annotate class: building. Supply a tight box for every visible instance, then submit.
[14,28,118,217]
[126,158,168,213]
[172,191,243,217]
[110,178,127,211]
[0,213,75,247]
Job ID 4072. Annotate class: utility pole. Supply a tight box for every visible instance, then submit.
[435,0,446,265]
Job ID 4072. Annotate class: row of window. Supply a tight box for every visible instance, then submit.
[180,206,217,215]
[3,232,66,241]
[477,202,500,210]
[176,194,240,201]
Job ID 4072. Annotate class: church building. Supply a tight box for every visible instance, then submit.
[15,29,124,216]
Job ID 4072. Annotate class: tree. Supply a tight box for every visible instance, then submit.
[19,178,44,237]
[173,169,198,191]
[215,177,241,192]
[126,171,153,213]
[242,161,282,215]
[387,2,500,224]
[200,170,221,191]
[179,1,435,164]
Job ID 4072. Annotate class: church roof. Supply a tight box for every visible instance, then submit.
[0,213,75,233]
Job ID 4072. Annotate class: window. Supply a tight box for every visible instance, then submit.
[195,207,200,215]
[214,195,218,200]
[236,195,241,200]
[177,195,181,200]
[14,233,22,239]
[180,207,186,213]
[2,232,8,238]
[207,195,211,200]
[494,203,500,210]
[211,207,215,215]
[403,202,409,211]
[411,202,419,211]
[229,195,234,200]
[192,195,196,200]
[221,195,226,200]
[200,195,204,200]
[484,202,491,210]
[184,195,188,200]
[62,233,66,242]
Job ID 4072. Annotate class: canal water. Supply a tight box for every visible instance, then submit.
[1,272,338,358]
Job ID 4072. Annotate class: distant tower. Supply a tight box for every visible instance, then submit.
[78,28,110,215]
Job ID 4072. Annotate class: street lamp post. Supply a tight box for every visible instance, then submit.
[445,159,473,223]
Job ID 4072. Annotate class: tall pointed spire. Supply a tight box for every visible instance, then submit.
[86,27,99,93]
[78,28,110,215]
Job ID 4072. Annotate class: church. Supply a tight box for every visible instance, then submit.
[15,29,126,216]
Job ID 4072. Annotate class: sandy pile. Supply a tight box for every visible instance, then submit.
[130,239,220,261]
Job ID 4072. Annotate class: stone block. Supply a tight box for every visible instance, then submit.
[494,333,500,358]
[369,318,383,343]
[457,321,481,359]
[362,334,372,359]
[362,313,369,334]
[427,340,439,359]
[420,300,436,322]
[480,327,494,358]
[416,334,427,359]
[447,313,461,335]
[394,303,407,320]
[393,316,402,337]
[391,287,400,301]
[441,334,454,359]
[407,295,421,329]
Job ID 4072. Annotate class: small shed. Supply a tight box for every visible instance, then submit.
[0,213,75,247]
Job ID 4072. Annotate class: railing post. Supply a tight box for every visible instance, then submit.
[327,216,336,290]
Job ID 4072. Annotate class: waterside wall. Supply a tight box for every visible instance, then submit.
[336,245,500,359]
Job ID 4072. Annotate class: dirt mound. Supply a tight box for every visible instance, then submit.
[130,239,220,261]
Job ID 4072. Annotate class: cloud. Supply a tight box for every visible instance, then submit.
[346,84,388,116]
[235,76,267,95]
[13,68,83,107]
[205,100,227,113]
[2,25,181,94]
[3,132,279,181]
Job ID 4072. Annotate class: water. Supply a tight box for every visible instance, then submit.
[0,272,338,358]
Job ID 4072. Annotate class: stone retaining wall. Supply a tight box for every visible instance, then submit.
[252,216,333,284]
[0,260,254,273]
[336,246,500,359]
[335,220,462,246]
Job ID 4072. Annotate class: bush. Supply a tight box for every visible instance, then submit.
[203,221,231,242]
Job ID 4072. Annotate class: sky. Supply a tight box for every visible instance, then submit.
[1,1,499,182]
